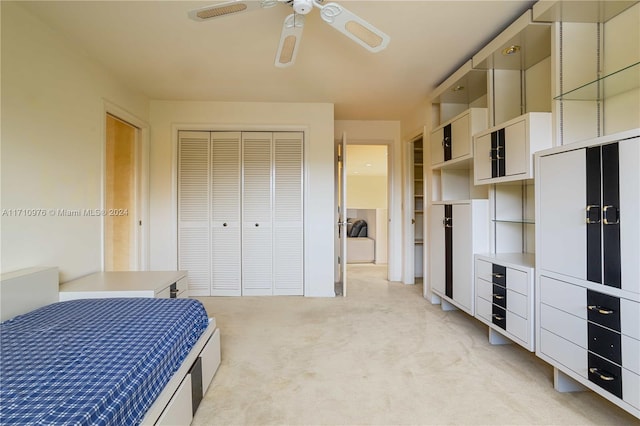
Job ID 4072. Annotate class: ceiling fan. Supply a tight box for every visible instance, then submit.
[188,0,390,67]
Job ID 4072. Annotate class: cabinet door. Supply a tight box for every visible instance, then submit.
[619,139,640,294]
[452,203,473,313]
[178,131,211,297]
[430,127,444,166]
[273,132,304,296]
[451,113,471,160]
[211,132,242,296]
[242,133,273,295]
[504,119,527,177]
[474,133,493,181]
[538,149,587,280]
[429,204,446,295]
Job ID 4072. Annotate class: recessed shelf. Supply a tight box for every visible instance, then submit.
[554,61,640,101]
[414,195,424,198]
[493,219,535,224]
[415,210,424,214]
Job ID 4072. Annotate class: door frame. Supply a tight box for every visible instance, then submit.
[102,101,150,271]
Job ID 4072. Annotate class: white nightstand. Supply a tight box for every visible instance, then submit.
[59,271,188,301]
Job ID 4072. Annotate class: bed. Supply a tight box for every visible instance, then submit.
[0,267,221,425]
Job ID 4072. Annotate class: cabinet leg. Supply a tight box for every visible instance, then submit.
[429,292,441,305]
[553,368,587,393]
[488,328,512,345]
[441,299,458,311]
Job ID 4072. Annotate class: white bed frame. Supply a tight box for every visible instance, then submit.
[0,267,221,425]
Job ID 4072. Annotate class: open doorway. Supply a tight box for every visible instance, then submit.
[345,144,389,269]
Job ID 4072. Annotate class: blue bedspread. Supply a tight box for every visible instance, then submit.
[0,298,209,425]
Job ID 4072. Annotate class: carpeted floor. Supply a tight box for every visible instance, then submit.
[193,264,639,425]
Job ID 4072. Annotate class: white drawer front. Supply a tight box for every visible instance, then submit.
[157,375,193,426]
[507,310,528,344]
[201,328,221,395]
[623,368,640,410]
[540,275,587,319]
[156,287,171,299]
[476,259,492,282]
[176,276,189,295]
[540,303,587,348]
[507,268,528,295]
[621,299,640,341]
[507,289,528,319]
[540,328,587,378]
[476,296,492,323]
[623,335,640,375]
[476,278,493,302]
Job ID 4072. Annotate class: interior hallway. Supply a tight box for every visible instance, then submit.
[194,264,639,425]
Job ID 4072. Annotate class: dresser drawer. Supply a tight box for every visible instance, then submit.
[492,305,506,330]
[506,310,528,343]
[506,268,528,295]
[157,286,171,298]
[492,264,506,287]
[540,276,587,319]
[476,296,492,322]
[588,322,622,366]
[540,303,587,348]
[492,283,507,309]
[623,368,640,410]
[176,276,189,296]
[476,259,492,282]
[540,328,587,378]
[623,335,640,375]
[621,299,640,340]
[587,289,621,332]
[507,289,527,319]
[588,352,623,399]
[476,278,493,302]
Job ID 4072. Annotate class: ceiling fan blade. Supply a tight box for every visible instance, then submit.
[275,14,305,68]
[188,0,277,22]
[318,2,389,53]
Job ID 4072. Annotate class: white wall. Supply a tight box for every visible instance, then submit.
[1,2,150,282]
[148,101,335,297]
[347,175,387,209]
[334,120,402,281]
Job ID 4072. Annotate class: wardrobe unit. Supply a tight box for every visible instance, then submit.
[178,131,304,297]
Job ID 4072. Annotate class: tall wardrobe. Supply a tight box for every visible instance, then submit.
[178,131,304,296]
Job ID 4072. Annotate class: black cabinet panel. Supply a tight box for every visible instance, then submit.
[190,357,203,415]
[588,322,622,365]
[443,124,452,162]
[492,305,506,330]
[601,143,621,289]
[587,290,621,332]
[588,352,623,399]
[444,204,453,299]
[492,283,507,308]
[492,264,506,287]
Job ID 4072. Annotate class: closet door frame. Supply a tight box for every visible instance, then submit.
[172,124,308,296]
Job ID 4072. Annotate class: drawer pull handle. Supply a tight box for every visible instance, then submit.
[492,314,504,321]
[492,273,505,278]
[586,205,601,224]
[170,289,179,294]
[587,305,614,315]
[589,367,615,381]
[493,294,505,300]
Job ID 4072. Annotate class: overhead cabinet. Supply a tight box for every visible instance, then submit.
[474,112,552,184]
[430,108,488,168]
[178,131,304,297]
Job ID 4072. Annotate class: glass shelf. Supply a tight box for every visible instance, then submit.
[554,61,640,101]
[493,219,535,224]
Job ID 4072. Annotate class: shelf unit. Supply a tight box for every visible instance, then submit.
[413,137,424,279]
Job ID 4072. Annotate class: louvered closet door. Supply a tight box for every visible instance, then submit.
[273,132,304,295]
[211,132,242,296]
[178,131,211,296]
[242,132,274,295]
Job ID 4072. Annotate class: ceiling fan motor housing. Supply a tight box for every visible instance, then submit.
[293,0,314,15]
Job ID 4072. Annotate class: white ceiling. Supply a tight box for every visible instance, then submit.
[20,0,535,120]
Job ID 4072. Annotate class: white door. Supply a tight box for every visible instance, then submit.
[242,132,274,296]
[273,132,304,295]
[178,131,211,297]
[336,132,348,296]
[211,132,242,296]
[538,148,586,280]
[430,127,444,166]
[504,119,527,177]
[474,132,493,182]
[429,204,446,295]
[451,113,470,160]
[452,202,473,313]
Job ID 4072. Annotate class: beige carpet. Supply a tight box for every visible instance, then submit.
[193,264,639,425]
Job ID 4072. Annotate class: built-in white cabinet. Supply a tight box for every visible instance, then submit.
[178,131,304,297]
[430,108,488,168]
[474,113,552,184]
[535,130,640,418]
[475,254,535,351]
[430,200,489,315]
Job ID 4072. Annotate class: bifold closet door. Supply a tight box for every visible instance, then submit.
[211,132,242,296]
[242,132,274,296]
[273,132,304,295]
[178,131,211,297]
